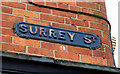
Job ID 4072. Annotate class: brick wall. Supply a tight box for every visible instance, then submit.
[1,0,114,67]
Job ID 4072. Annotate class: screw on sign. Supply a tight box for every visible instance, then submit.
[60,46,66,51]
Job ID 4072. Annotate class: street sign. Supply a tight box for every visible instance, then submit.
[13,22,101,50]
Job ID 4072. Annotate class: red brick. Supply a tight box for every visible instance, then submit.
[14,9,39,19]
[4,0,21,2]
[90,22,108,32]
[55,51,79,61]
[82,8,87,13]
[78,27,102,36]
[14,37,40,47]
[105,52,113,59]
[2,2,25,9]
[102,20,109,26]
[58,1,75,5]
[1,21,14,28]
[100,5,106,13]
[0,43,2,49]
[25,18,50,26]
[70,5,81,11]
[27,5,51,14]
[0,35,12,43]
[0,28,17,36]
[87,0,102,2]
[99,2,105,6]
[88,9,102,16]
[21,0,29,3]
[32,0,44,5]
[41,41,66,51]
[21,0,44,4]
[46,2,57,8]
[93,50,105,58]
[65,2,75,5]
[2,42,26,52]
[0,14,1,20]
[28,47,53,57]
[53,10,76,18]
[101,11,107,17]
[107,59,114,67]
[93,11,102,16]
[101,37,111,47]
[66,18,89,27]
[105,45,112,54]
[95,2,105,5]
[103,32,110,40]
[40,14,64,23]
[78,14,101,23]
[87,9,94,14]
[81,55,106,65]
[76,2,99,10]
[58,3,68,10]
[1,6,12,14]
[2,14,23,23]
[97,45,105,51]
[68,46,92,56]
[52,23,76,31]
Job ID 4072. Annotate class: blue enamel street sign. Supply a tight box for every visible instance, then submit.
[13,22,101,50]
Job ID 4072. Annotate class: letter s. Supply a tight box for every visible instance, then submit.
[19,24,28,33]
[83,36,92,44]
